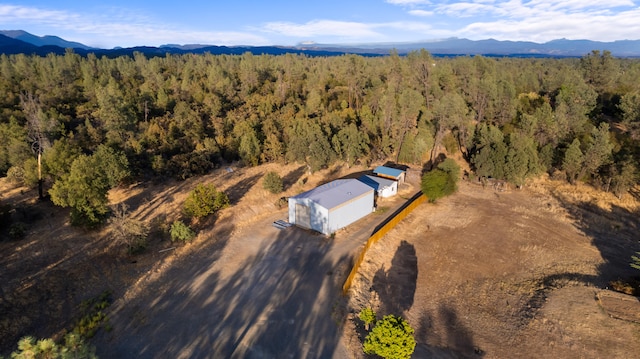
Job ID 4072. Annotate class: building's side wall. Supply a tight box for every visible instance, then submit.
[380,182,398,198]
[309,202,329,234]
[327,191,374,234]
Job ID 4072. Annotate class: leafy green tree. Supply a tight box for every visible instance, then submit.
[610,158,638,198]
[618,90,640,139]
[49,145,129,226]
[563,138,584,184]
[472,124,507,180]
[504,132,541,187]
[262,171,284,194]
[332,123,369,167]
[182,183,229,219]
[359,307,377,331]
[363,314,416,359]
[236,122,262,167]
[580,50,619,95]
[42,138,82,182]
[579,122,613,180]
[0,117,31,176]
[421,158,460,202]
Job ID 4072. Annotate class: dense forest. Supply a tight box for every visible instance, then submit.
[0,49,639,225]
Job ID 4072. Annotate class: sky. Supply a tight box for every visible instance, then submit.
[1,0,639,49]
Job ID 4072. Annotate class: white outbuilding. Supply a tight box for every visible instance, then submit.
[358,174,398,198]
[288,179,374,235]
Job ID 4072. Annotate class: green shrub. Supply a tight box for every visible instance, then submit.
[262,171,284,194]
[170,220,196,242]
[10,333,97,359]
[632,252,640,271]
[73,290,112,339]
[363,314,416,359]
[183,183,229,219]
[9,222,27,240]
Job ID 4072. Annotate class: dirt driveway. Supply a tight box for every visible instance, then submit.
[94,171,416,358]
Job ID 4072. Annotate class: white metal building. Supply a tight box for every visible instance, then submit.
[288,179,374,235]
[358,175,398,198]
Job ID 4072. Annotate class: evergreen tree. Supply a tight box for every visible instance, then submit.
[563,139,584,184]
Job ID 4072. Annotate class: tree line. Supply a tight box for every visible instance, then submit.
[0,49,639,224]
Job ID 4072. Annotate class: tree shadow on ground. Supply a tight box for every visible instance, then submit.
[225,174,261,205]
[0,195,141,354]
[282,165,307,190]
[552,194,640,289]
[371,240,417,316]
[422,153,446,173]
[95,225,349,358]
[415,305,484,358]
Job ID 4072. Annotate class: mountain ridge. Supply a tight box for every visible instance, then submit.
[1,30,639,57]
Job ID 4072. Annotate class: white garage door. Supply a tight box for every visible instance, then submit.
[295,203,311,229]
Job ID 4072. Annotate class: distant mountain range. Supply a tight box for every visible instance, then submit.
[2,30,640,58]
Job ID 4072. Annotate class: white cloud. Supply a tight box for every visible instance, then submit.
[0,4,269,47]
[262,20,382,38]
[408,9,434,16]
[0,4,79,24]
[459,6,640,42]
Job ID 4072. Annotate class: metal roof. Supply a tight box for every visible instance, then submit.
[290,179,373,210]
[358,175,396,191]
[373,166,405,178]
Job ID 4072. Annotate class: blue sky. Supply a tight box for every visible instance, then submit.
[1,1,639,48]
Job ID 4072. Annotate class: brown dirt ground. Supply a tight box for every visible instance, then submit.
[344,176,640,358]
[2,162,640,358]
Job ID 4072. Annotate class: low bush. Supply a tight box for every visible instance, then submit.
[9,222,26,240]
[263,171,284,194]
[183,183,229,219]
[170,220,196,242]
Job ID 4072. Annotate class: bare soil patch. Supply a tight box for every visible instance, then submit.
[345,178,640,358]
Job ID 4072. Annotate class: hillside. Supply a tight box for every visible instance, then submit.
[1,163,639,357]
